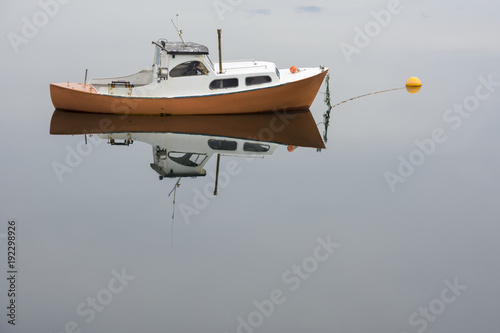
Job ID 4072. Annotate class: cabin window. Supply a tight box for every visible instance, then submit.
[275,67,280,79]
[245,75,272,86]
[168,152,207,167]
[208,139,237,151]
[209,78,239,90]
[243,142,270,152]
[170,61,209,77]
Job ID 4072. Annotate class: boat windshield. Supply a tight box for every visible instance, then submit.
[205,55,215,71]
[168,152,207,167]
[170,61,209,77]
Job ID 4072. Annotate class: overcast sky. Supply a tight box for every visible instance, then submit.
[1,0,500,332]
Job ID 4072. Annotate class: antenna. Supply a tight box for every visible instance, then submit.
[171,14,187,46]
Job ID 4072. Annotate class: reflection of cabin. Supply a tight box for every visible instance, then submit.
[88,41,281,98]
[98,133,277,180]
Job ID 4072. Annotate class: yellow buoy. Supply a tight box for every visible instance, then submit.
[406,77,422,94]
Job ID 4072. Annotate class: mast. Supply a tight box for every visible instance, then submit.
[217,29,223,74]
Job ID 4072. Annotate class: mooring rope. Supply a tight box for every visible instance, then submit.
[321,73,405,143]
[330,87,405,109]
[322,74,332,143]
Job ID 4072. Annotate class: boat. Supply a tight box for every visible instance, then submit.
[49,37,328,115]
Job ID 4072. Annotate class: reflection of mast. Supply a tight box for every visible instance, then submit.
[214,154,221,196]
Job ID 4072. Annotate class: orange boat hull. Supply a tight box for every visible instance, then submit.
[50,70,328,115]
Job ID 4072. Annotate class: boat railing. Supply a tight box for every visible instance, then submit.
[223,59,256,63]
[222,64,269,72]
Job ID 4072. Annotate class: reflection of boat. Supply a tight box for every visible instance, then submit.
[50,109,325,149]
[50,108,325,180]
[49,39,328,115]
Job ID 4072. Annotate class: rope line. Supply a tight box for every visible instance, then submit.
[330,87,405,109]
[321,73,405,143]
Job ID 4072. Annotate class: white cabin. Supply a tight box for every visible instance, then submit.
[89,40,283,98]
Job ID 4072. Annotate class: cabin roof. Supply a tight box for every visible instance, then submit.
[161,41,209,55]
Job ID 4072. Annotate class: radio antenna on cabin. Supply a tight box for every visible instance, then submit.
[171,14,187,46]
